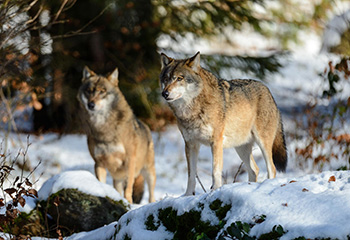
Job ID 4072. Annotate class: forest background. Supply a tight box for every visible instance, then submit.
[1,0,349,135]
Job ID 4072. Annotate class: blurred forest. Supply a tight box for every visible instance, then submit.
[0,0,348,134]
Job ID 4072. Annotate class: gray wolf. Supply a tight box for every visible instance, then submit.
[77,66,156,203]
[159,52,287,195]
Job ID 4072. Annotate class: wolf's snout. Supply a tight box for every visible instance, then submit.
[162,90,169,99]
[88,102,95,110]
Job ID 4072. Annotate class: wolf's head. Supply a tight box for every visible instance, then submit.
[77,66,120,113]
[159,52,203,103]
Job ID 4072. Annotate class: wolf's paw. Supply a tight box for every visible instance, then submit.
[210,184,221,191]
[125,193,133,204]
[182,191,195,197]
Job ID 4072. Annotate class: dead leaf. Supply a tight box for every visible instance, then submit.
[328,176,336,182]
[18,196,26,208]
[25,178,32,187]
[28,189,38,198]
[4,188,16,196]
[302,188,309,192]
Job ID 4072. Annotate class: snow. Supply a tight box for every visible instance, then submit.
[37,170,128,205]
[1,11,350,240]
[116,171,350,240]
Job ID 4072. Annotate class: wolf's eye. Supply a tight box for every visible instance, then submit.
[177,76,184,82]
[98,88,106,94]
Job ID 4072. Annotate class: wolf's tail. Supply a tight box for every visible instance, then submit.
[273,117,287,172]
[132,174,144,204]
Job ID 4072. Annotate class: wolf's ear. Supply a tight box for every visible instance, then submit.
[160,53,173,70]
[82,66,95,81]
[108,67,119,85]
[186,51,201,73]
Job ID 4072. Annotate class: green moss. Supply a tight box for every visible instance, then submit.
[145,214,159,231]
[209,199,232,221]
[142,200,287,240]
[259,225,285,240]
[153,202,229,240]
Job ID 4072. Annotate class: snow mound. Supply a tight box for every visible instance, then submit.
[38,170,128,206]
[115,171,350,240]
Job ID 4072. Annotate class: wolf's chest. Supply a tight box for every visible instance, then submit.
[88,111,109,126]
[179,120,213,145]
[93,142,125,156]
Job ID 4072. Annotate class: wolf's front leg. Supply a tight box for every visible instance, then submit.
[184,141,200,196]
[125,156,136,203]
[113,179,124,195]
[211,134,224,190]
[95,164,107,183]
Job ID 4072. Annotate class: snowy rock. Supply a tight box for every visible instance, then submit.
[38,170,128,205]
[42,188,127,236]
[5,170,130,238]
[36,170,129,237]
[115,171,350,240]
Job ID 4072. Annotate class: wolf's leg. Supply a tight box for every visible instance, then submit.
[113,179,124,195]
[184,141,200,196]
[253,103,278,179]
[95,164,107,183]
[211,133,224,190]
[142,146,156,202]
[142,167,156,203]
[125,156,136,203]
[235,142,259,182]
[255,136,276,179]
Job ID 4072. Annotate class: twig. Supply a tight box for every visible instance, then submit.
[53,0,69,23]
[50,3,112,39]
[233,162,244,183]
[196,174,207,193]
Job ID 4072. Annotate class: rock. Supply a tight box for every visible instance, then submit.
[42,188,127,237]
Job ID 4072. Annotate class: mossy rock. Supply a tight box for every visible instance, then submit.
[3,188,128,238]
[138,199,232,240]
[40,188,128,237]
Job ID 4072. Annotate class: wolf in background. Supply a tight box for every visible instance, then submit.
[159,52,287,196]
[77,66,156,203]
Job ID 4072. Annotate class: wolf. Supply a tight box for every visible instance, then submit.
[159,52,287,196]
[77,66,156,203]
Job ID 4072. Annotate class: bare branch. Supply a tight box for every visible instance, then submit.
[25,5,43,25]
[53,0,69,23]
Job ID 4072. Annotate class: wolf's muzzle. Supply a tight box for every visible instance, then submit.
[162,90,169,100]
[88,102,95,110]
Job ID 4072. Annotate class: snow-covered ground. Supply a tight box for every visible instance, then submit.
[1,27,350,239]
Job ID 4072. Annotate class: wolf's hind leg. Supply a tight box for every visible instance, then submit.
[256,139,276,179]
[235,143,259,182]
[254,132,276,179]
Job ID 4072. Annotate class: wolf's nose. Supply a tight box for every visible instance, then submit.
[162,90,169,99]
[88,102,95,110]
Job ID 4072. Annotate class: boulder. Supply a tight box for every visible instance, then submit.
[41,188,127,236]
